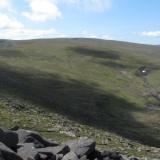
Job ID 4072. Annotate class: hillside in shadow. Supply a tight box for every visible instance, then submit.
[0,65,160,147]
[99,61,135,70]
[68,47,120,59]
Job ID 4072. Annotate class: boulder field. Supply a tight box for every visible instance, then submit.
[0,127,139,160]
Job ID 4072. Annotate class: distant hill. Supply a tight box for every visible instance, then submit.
[0,38,160,157]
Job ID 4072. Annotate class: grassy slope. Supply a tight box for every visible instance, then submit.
[0,38,160,157]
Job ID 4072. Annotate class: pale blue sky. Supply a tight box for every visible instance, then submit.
[0,0,160,44]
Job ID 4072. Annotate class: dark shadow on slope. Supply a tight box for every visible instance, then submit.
[0,65,160,147]
[68,47,120,60]
[100,61,135,70]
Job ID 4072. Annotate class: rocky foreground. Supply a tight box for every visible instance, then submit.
[0,127,140,160]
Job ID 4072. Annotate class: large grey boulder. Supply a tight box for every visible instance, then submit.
[87,149,102,160]
[62,151,79,160]
[109,152,121,160]
[101,152,128,160]
[22,135,44,148]
[65,137,96,158]
[17,143,59,160]
[17,143,39,160]
[100,150,111,158]
[0,152,5,160]
[0,128,18,150]
[120,154,129,160]
[0,142,22,160]
[37,144,70,156]
[103,157,111,160]
[79,155,88,160]
[3,131,18,149]
[17,143,69,160]
[16,129,59,148]
[0,129,4,143]
[0,127,139,160]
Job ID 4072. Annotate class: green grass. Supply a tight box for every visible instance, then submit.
[0,38,160,155]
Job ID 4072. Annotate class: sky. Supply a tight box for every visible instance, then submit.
[0,0,160,44]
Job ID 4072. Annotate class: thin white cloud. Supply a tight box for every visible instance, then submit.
[139,31,160,37]
[23,0,61,22]
[0,13,57,39]
[0,0,15,12]
[0,0,113,39]
[58,0,112,12]
[82,0,112,12]
[81,30,115,40]
[0,0,9,7]
[0,28,56,40]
